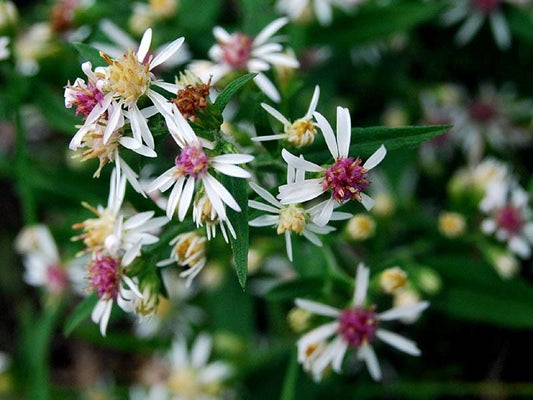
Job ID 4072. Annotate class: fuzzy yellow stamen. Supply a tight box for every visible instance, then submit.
[277,204,307,234]
[102,50,151,103]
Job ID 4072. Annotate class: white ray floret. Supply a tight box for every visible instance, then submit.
[295,263,429,381]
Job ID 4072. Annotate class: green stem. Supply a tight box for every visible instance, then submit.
[14,105,37,224]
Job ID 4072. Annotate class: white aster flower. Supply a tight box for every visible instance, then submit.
[480,181,533,258]
[296,263,429,381]
[202,17,299,102]
[88,250,144,336]
[66,73,157,193]
[93,20,190,70]
[73,27,185,152]
[0,37,9,61]
[277,0,365,26]
[14,22,55,76]
[147,106,253,222]
[15,225,70,294]
[278,106,387,226]
[248,167,350,261]
[255,85,320,147]
[73,168,168,256]
[133,270,204,338]
[164,334,233,400]
[192,194,236,243]
[157,231,208,287]
[441,0,531,49]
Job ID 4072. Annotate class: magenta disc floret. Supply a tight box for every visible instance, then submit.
[88,255,121,300]
[468,99,497,122]
[46,265,68,293]
[175,145,209,177]
[497,205,524,234]
[74,82,105,119]
[221,33,253,69]
[339,306,379,347]
[323,157,370,203]
[470,0,501,13]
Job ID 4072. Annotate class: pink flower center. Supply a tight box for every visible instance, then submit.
[46,265,68,293]
[73,82,105,119]
[221,33,253,69]
[88,255,121,300]
[323,157,370,203]
[339,307,379,347]
[497,205,524,234]
[470,0,501,13]
[468,99,498,122]
[175,145,209,177]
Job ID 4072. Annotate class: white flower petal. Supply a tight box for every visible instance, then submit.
[262,103,290,125]
[363,145,387,170]
[253,17,289,47]
[249,182,282,207]
[353,262,369,306]
[248,200,279,213]
[213,163,251,178]
[281,149,323,172]
[313,111,339,159]
[359,345,382,381]
[249,215,279,227]
[378,301,430,321]
[211,154,254,164]
[295,298,341,317]
[137,28,153,62]
[376,329,421,356]
[336,107,351,158]
[254,73,281,103]
[150,36,185,70]
[178,177,195,221]
[305,85,320,119]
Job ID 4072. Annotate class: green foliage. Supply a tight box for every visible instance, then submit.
[63,294,98,337]
[222,175,250,289]
[215,73,258,113]
[72,42,107,67]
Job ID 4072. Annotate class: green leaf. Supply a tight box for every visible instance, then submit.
[308,0,446,47]
[265,278,324,302]
[221,175,249,288]
[72,42,106,67]
[63,294,98,336]
[214,73,257,113]
[307,125,450,164]
[426,255,533,328]
[280,350,298,400]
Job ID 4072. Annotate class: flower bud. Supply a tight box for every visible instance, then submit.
[379,267,408,294]
[417,267,442,295]
[346,214,376,241]
[438,212,466,238]
[287,307,311,333]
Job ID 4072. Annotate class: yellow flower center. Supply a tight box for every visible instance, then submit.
[277,204,307,235]
[168,368,200,396]
[286,118,317,147]
[346,214,376,241]
[73,206,116,252]
[75,120,121,178]
[438,212,466,238]
[103,50,151,103]
[173,233,206,265]
[150,0,177,17]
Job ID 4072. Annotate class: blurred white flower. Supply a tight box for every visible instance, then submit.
[15,225,69,294]
[200,17,299,102]
[480,181,533,258]
[14,23,55,76]
[0,37,10,61]
[441,0,531,49]
[277,0,366,25]
[296,263,429,381]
